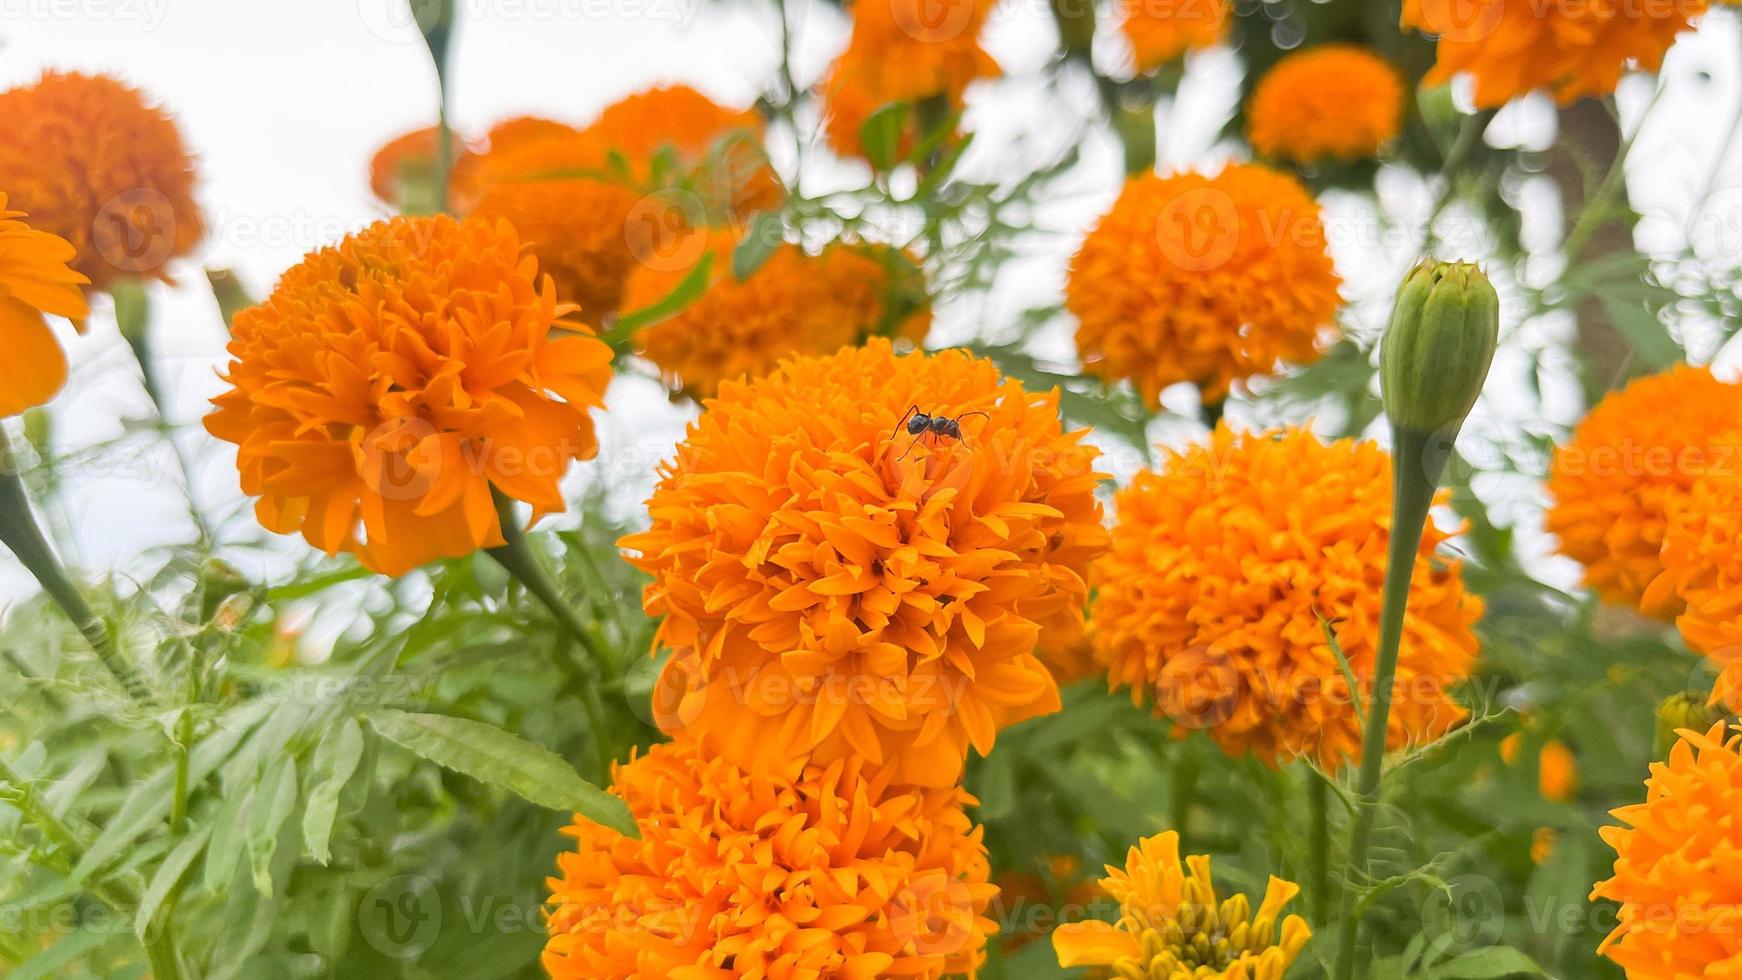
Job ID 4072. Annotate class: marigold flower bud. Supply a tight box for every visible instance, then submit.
[1380,260,1499,437]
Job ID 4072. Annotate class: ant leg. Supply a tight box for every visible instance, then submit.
[892,405,922,441]
[897,431,927,462]
[954,411,990,449]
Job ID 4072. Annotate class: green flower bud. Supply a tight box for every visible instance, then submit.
[21,408,51,462]
[1379,260,1499,437]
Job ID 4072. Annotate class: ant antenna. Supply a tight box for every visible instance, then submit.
[892,405,922,440]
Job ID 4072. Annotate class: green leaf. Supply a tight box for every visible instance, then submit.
[732,212,784,282]
[203,781,255,893]
[136,822,214,940]
[607,251,715,345]
[366,708,635,836]
[248,757,299,895]
[9,924,111,980]
[302,718,365,865]
[859,101,910,171]
[1433,946,1547,978]
[1597,294,1682,370]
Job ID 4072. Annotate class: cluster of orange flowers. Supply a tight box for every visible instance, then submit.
[819,0,999,160]
[1404,0,1708,107]
[1068,163,1342,407]
[1089,426,1483,770]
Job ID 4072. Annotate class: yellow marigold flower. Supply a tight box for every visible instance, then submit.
[621,340,1109,787]
[1121,0,1230,74]
[367,125,478,209]
[1091,426,1481,769]
[1066,164,1341,405]
[0,71,203,290]
[1052,830,1311,977]
[544,739,997,979]
[1592,722,1742,976]
[627,232,930,398]
[204,215,613,577]
[0,193,90,417]
[1403,0,1707,108]
[1546,365,1742,617]
[1500,733,1579,802]
[1248,45,1404,164]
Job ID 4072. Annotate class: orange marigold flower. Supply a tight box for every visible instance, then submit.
[1052,830,1311,977]
[621,340,1109,788]
[1403,0,1707,108]
[1120,0,1230,74]
[0,193,90,417]
[1248,45,1405,164]
[367,125,478,210]
[0,71,203,290]
[544,739,997,979]
[581,84,780,214]
[1646,470,1742,658]
[1091,426,1481,769]
[626,232,930,398]
[1546,365,1742,617]
[819,0,998,160]
[465,88,774,321]
[994,855,1103,952]
[204,215,613,577]
[1713,662,1742,715]
[1593,722,1742,976]
[1501,733,1579,802]
[1067,163,1342,406]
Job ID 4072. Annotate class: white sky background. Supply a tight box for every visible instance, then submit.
[1,1,1740,625]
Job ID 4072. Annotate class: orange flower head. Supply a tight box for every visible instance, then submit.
[1646,464,1742,658]
[1403,0,1707,108]
[820,0,998,161]
[628,232,931,398]
[581,83,778,213]
[1547,365,1742,616]
[1713,662,1742,716]
[368,125,478,210]
[1052,830,1311,977]
[0,193,90,417]
[1121,0,1230,73]
[1067,163,1342,406]
[204,215,613,577]
[0,71,203,290]
[1593,722,1742,975]
[620,340,1109,787]
[1500,733,1579,802]
[1248,45,1405,164]
[1091,426,1481,770]
[544,739,996,979]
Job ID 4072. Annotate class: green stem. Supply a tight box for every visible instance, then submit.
[169,710,192,834]
[1562,90,1660,267]
[0,429,146,701]
[1309,772,1330,926]
[1170,751,1198,838]
[1332,426,1444,980]
[1421,108,1497,251]
[0,754,137,912]
[116,283,215,548]
[486,490,621,677]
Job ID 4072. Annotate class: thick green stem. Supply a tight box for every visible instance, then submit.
[1332,426,1445,980]
[0,429,146,701]
[1309,772,1330,926]
[486,490,621,677]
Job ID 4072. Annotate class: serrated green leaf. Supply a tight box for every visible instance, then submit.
[249,757,299,895]
[136,822,214,941]
[302,718,365,865]
[366,708,635,836]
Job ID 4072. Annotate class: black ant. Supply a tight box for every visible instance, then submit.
[892,406,989,461]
